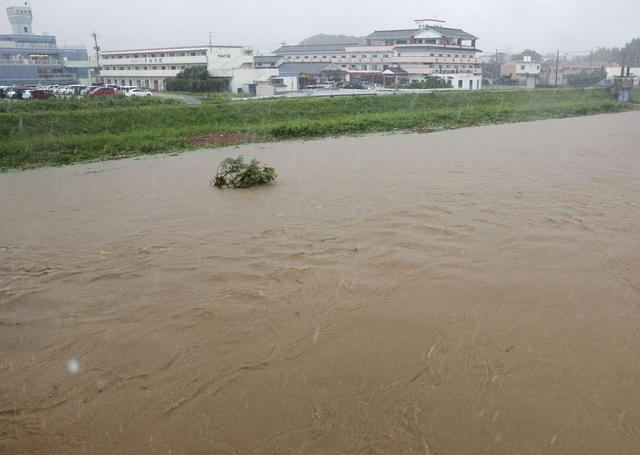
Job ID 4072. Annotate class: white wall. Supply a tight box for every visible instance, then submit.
[434,73,482,90]
[230,68,278,93]
[515,62,541,75]
[208,47,254,78]
[606,66,640,79]
[275,75,298,92]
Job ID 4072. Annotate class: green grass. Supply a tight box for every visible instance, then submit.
[0,88,632,170]
[0,95,180,113]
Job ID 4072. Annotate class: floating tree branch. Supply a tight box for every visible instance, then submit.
[212,156,277,189]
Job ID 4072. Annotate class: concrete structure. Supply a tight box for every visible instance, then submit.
[539,60,613,87]
[272,19,482,90]
[254,55,287,68]
[229,67,297,96]
[100,45,255,91]
[606,66,639,85]
[277,62,347,88]
[501,56,541,87]
[0,4,89,86]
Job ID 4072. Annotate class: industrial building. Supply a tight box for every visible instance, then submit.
[0,4,89,86]
[271,19,482,90]
[100,45,258,91]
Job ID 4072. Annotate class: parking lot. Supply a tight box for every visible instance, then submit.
[0,84,155,100]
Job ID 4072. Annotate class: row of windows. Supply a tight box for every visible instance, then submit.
[105,79,162,89]
[102,64,201,71]
[285,53,475,61]
[287,54,391,60]
[421,63,480,68]
[103,51,207,59]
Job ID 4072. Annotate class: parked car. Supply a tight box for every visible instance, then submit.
[61,85,86,96]
[340,82,365,90]
[126,88,153,97]
[7,88,26,99]
[31,89,54,100]
[0,88,5,99]
[22,89,32,100]
[118,85,137,94]
[88,87,117,96]
[80,86,101,96]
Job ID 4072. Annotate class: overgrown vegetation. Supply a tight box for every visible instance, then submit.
[567,69,607,87]
[0,95,179,113]
[212,155,276,188]
[0,88,632,170]
[165,67,228,92]
[393,78,453,89]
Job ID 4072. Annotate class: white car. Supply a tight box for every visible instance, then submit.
[62,85,85,96]
[22,89,32,100]
[126,88,153,97]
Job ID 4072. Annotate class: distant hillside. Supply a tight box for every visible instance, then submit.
[299,34,367,45]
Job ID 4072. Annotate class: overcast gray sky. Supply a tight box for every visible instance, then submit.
[3,0,639,56]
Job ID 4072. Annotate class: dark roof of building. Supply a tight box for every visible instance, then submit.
[367,29,419,41]
[278,62,345,74]
[367,26,477,41]
[394,44,481,53]
[382,66,409,75]
[429,26,477,40]
[273,43,358,54]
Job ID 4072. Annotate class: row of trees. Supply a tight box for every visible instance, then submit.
[583,38,640,65]
[165,67,228,92]
[566,68,607,87]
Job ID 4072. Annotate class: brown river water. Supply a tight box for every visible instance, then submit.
[1,112,640,454]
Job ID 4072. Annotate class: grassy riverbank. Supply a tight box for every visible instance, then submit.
[0,88,631,170]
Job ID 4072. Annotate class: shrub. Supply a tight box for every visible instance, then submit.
[165,67,229,92]
[212,156,276,188]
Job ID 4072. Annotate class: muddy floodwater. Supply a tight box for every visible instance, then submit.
[1,112,640,454]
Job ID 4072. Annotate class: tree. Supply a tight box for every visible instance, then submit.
[579,37,640,65]
[566,68,606,87]
[176,66,210,80]
[512,49,542,62]
[165,66,228,92]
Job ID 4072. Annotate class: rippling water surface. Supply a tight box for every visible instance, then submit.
[1,112,640,454]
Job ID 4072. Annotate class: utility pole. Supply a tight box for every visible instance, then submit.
[91,31,101,84]
[620,52,625,77]
[555,49,559,88]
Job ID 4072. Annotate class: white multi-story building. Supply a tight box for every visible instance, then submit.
[272,19,482,90]
[100,45,254,90]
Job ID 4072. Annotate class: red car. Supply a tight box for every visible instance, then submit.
[88,87,117,96]
[31,89,54,100]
